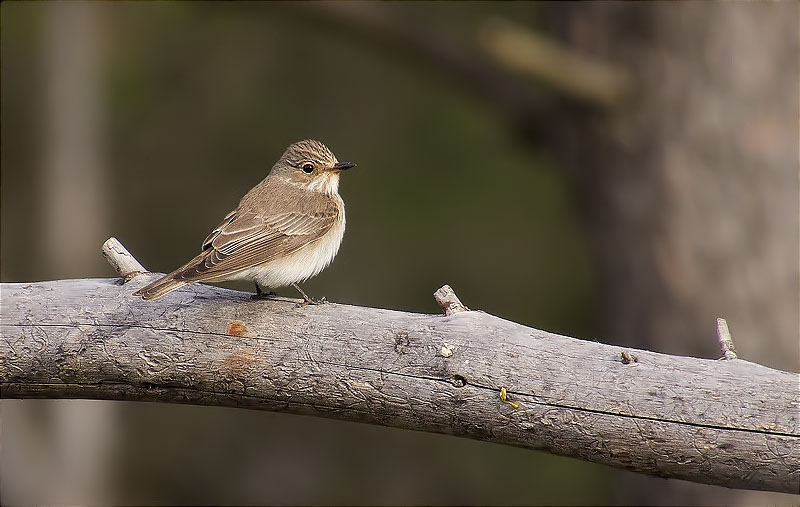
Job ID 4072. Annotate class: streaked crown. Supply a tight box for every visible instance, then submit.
[279,140,337,169]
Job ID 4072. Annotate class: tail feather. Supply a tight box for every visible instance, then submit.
[133,274,187,300]
[134,249,213,300]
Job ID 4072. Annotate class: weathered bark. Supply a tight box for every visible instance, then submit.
[1,276,797,494]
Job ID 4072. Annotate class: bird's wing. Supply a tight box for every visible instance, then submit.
[201,210,237,251]
[175,197,339,281]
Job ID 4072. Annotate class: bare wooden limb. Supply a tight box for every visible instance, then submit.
[433,285,469,315]
[101,237,146,278]
[0,242,797,494]
[2,278,798,493]
[716,317,738,360]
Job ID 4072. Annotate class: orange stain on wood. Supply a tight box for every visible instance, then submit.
[227,320,249,337]
[223,349,261,376]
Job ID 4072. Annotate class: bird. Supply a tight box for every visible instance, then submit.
[133,139,355,302]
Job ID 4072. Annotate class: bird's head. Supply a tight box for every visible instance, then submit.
[272,140,356,195]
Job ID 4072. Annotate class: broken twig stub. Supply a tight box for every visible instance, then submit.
[716,318,738,360]
[102,236,146,279]
[433,285,469,315]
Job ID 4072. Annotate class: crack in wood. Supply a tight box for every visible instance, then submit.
[5,322,799,440]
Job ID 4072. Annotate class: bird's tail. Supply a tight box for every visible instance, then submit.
[133,274,187,300]
[134,249,216,300]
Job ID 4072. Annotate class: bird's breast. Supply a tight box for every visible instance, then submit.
[245,197,345,289]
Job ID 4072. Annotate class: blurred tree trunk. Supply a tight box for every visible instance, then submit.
[41,4,110,276]
[541,2,798,503]
[544,1,798,369]
[4,3,120,505]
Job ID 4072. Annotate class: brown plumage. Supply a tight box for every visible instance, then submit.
[133,140,354,301]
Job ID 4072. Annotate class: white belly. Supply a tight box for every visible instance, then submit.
[230,203,345,289]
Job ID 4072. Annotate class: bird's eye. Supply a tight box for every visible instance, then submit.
[302,163,314,174]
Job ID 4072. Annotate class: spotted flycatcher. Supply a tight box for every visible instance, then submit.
[134,140,354,302]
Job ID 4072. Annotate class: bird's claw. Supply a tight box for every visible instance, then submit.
[252,287,276,300]
[296,296,327,307]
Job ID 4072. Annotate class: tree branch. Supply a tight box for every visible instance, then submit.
[101,236,145,279]
[0,241,797,494]
[716,317,739,361]
[433,284,469,315]
[477,18,634,109]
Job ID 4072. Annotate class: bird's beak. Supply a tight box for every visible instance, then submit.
[330,161,356,172]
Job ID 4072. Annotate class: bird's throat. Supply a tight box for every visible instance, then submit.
[308,172,340,195]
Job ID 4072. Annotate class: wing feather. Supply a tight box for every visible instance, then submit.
[174,195,339,282]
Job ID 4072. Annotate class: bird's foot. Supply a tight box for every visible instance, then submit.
[292,283,327,306]
[252,284,277,300]
[295,295,327,307]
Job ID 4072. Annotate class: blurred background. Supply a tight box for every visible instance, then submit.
[1,1,798,505]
